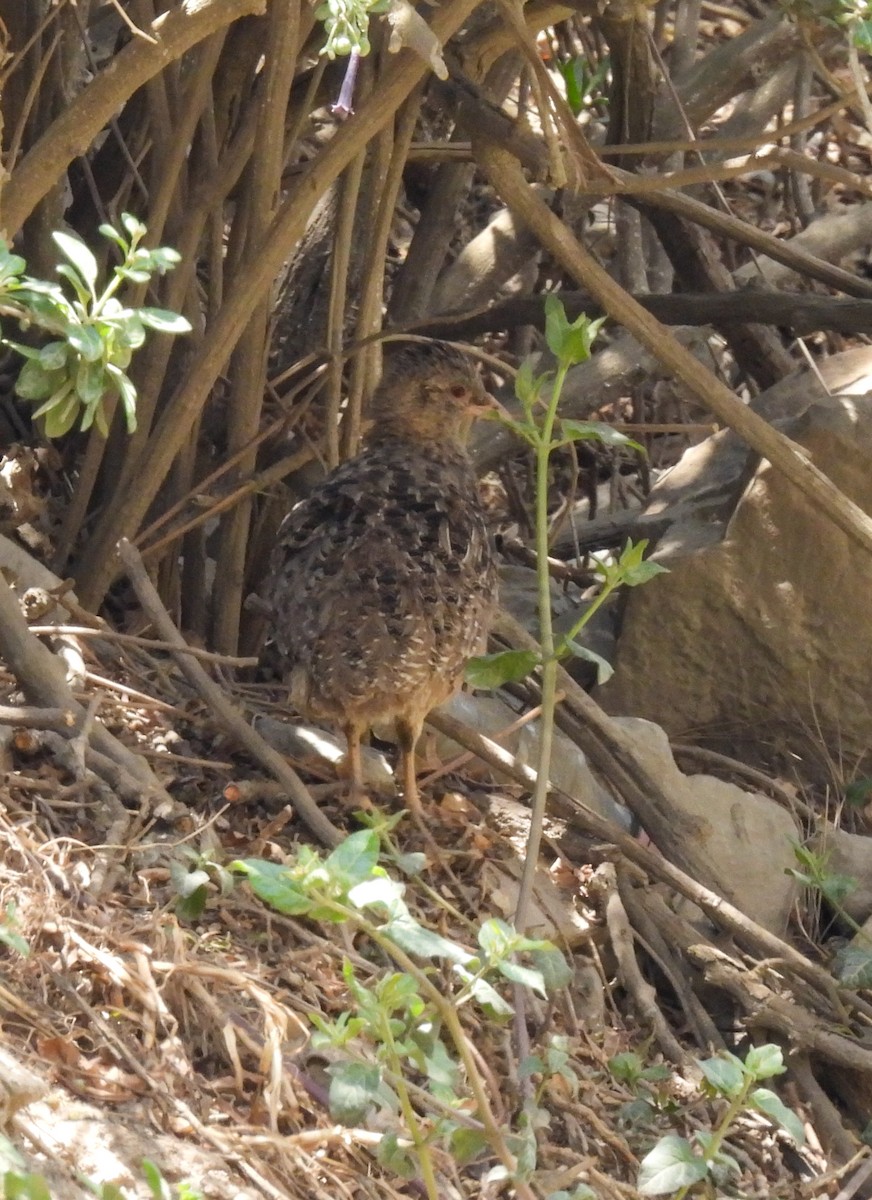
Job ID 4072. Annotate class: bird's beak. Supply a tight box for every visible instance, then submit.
[469,391,510,420]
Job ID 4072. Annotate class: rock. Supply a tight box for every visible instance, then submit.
[613,718,799,934]
[434,691,635,830]
[253,714,395,791]
[598,384,872,776]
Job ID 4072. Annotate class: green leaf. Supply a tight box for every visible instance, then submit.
[854,18,872,50]
[559,58,584,117]
[327,1061,382,1124]
[449,1125,491,1164]
[53,230,99,294]
[637,1135,708,1195]
[37,340,68,370]
[531,944,573,993]
[15,359,60,401]
[497,959,548,996]
[478,917,515,958]
[465,649,539,689]
[325,828,380,886]
[845,777,872,806]
[515,357,552,411]
[39,389,79,439]
[98,222,128,250]
[141,1158,171,1200]
[67,323,105,362]
[0,244,26,285]
[121,212,147,240]
[832,944,872,988]
[347,876,405,913]
[749,1087,805,1144]
[233,858,315,916]
[622,559,669,586]
[385,913,475,964]
[544,294,605,368]
[106,364,138,432]
[699,1053,745,1098]
[394,851,427,877]
[138,307,192,333]
[560,418,643,454]
[609,1052,644,1084]
[3,1173,52,1200]
[375,1130,417,1178]
[561,640,614,684]
[742,1044,785,1081]
[75,357,107,408]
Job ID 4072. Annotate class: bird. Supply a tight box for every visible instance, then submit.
[265,340,499,814]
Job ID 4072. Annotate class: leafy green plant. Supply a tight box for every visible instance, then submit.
[467,296,666,696]
[559,55,610,117]
[609,1050,673,1126]
[466,297,667,939]
[170,847,235,922]
[788,842,872,985]
[0,904,29,958]
[234,827,571,1197]
[0,215,190,439]
[637,1045,803,1197]
[0,1158,202,1200]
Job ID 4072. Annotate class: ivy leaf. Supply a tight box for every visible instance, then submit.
[466,649,539,689]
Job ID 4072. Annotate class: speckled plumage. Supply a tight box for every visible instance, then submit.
[266,341,498,810]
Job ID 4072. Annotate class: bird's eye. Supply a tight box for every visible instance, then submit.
[449,384,469,400]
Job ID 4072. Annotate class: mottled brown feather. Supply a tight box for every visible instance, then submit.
[265,342,498,808]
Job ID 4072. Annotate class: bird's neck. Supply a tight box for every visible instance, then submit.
[366,425,469,454]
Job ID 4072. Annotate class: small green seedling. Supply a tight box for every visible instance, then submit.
[637,1044,804,1197]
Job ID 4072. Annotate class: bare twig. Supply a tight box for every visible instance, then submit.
[117,539,342,848]
[0,575,176,815]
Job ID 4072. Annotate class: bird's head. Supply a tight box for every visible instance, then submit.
[369,341,498,445]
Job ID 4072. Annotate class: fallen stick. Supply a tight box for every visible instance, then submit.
[117,539,341,848]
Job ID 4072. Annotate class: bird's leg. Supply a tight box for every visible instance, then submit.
[395,717,422,815]
[342,721,369,808]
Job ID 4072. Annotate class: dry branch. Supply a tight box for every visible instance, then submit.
[117,538,342,848]
[74,0,488,608]
[3,0,268,236]
[413,291,872,339]
[0,575,175,813]
[475,138,872,559]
